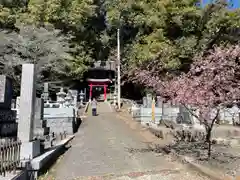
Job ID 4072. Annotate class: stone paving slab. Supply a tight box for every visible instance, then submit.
[53,103,208,180]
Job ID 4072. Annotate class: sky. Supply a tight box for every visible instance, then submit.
[201,0,240,9]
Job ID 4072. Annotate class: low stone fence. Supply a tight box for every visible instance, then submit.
[42,131,68,149]
[0,139,21,176]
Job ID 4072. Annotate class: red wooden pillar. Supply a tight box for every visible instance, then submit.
[104,84,107,100]
[89,84,92,100]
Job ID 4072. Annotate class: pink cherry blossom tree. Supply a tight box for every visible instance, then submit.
[131,45,240,158]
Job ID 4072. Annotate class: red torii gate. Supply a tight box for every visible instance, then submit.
[87,78,112,101]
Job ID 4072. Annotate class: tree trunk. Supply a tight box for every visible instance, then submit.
[206,128,212,158]
[205,110,219,159]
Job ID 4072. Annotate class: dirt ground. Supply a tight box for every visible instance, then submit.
[118,108,240,179]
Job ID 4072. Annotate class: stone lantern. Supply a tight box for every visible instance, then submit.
[79,90,85,106]
[65,92,73,107]
[56,87,66,108]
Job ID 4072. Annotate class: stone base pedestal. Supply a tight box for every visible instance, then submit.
[34,127,50,138]
[20,140,40,160]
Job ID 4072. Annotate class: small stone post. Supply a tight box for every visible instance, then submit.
[43,82,49,102]
[79,90,84,106]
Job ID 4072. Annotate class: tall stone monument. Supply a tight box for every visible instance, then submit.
[17,64,40,159]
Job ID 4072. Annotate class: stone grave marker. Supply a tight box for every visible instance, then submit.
[146,94,152,108]
[156,96,162,108]
[44,107,76,134]
[43,82,49,102]
[0,75,13,109]
[0,75,18,138]
[179,106,192,124]
[162,102,180,122]
[69,89,78,107]
[35,98,44,121]
[34,98,49,139]
[143,97,147,107]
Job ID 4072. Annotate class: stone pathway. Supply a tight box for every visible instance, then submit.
[53,103,210,180]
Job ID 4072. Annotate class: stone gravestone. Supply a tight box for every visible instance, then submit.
[56,88,66,108]
[142,97,147,107]
[18,64,40,160]
[0,75,18,138]
[34,98,49,138]
[64,91,73,107]
[178,106,192,124]
[0,75,13,109]
[17,96,50,140]
[162,102,179,122]
[146,94,152,108]
[43,82,49,102]
[35,98,44,121]
[156,96,162,108]
[44,107,76,135]
[69,90,78,107]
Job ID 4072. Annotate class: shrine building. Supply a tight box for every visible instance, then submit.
[83,61,116,101]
